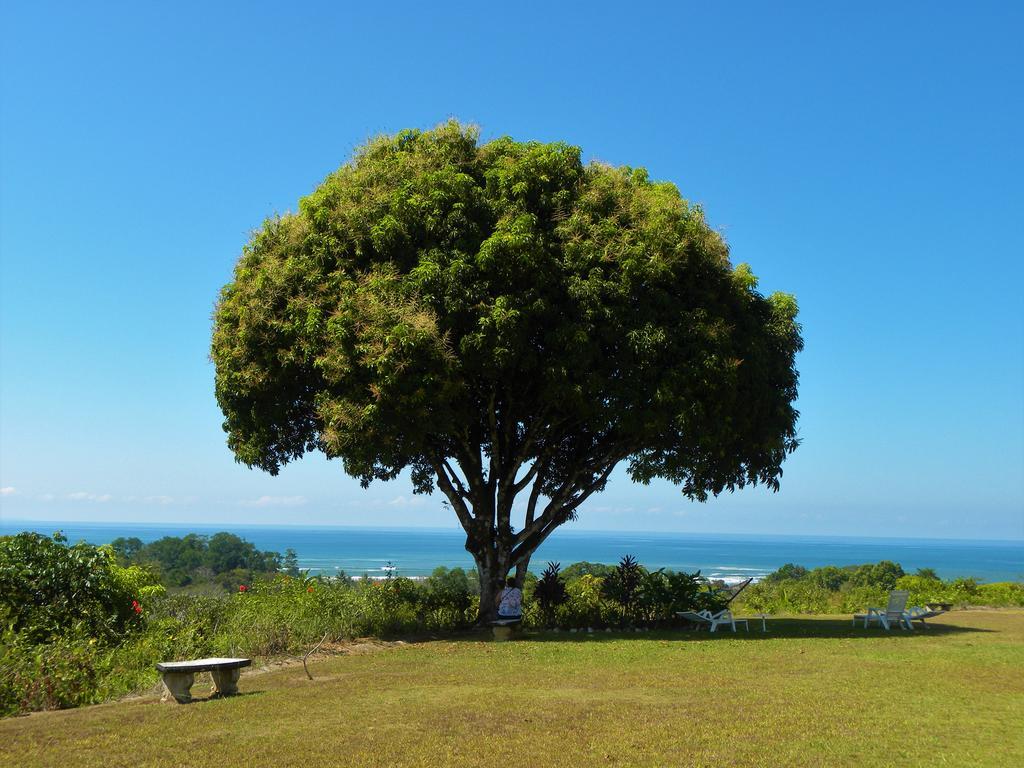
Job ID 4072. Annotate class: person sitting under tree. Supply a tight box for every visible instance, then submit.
[496,577,523,620]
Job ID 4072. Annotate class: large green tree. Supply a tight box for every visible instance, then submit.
[212,121,802,620]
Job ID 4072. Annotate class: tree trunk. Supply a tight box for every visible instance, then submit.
[469,530,523,623]
[514,557,531,588]
[472,549,508,623]
[435,449,621,625]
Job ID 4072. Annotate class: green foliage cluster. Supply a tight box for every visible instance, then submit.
[111,532,288,588]
[0,565,479,716]
[0,630,103,714]
[735,562,1024,614]
[6,542,1021,718]
[0,533,165,716]
[212,121,802,499]
[0,532,163,644]
[522,556,721,630]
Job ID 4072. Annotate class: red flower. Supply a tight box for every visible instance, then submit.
[239,584,249,593]
[307,586,314,593]
[131,600,142,615]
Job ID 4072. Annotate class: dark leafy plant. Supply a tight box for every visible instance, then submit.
[636,569,706,624]
[602,555,645,625]
[694,578,732,614]
[283,548,301,577]
[533,562,568,626]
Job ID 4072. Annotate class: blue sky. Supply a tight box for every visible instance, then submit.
[1,2,1021,539]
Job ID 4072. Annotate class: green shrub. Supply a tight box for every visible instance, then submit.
[560,562,616,581]
[0,630,102,716]
[0,532,160,644]
[113,531,283,589]
[976,582,1024,606]
[558,574,614,628]
[737,562,1024,614]
[637,569,706,624]
[737,579,835,614]
[847,561,905,590]
[763,563,807,583]
[423,567,475,617]
[809,565,849,591]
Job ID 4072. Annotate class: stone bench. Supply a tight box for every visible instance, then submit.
[156,657,251,703]
[488,618,522,642]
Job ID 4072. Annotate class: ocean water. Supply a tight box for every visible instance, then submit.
[2,520,1021,583]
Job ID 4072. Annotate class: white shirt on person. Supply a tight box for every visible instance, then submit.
[497,587,522,617]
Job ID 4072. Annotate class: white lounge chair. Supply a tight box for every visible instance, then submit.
[677,609,749,633]
[904,605,946,627]
[853,590,912,630]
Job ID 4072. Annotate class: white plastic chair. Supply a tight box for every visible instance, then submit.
[853,590,912,630]
[677,609,748,633]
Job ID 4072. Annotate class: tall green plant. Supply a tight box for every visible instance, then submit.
[534,562,568,626]
[602,555,644,626]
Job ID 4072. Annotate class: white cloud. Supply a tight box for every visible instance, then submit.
[143,495,175,505]
[67,491,113,502]
[38,493,55,501]
[387,495,426,508]
[240,495,307,508]
[0,486,15,496]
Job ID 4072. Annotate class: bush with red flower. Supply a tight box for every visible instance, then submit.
[0,532,163,645]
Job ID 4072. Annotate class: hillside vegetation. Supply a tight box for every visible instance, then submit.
[3,532,1022,717]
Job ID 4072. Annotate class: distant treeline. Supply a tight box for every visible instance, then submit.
[734,560,1024,614]
[111,533,300,588]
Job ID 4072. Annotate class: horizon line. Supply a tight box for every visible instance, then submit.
[1,517,1021,545]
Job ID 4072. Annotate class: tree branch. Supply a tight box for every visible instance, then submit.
[442,459,470,499]
[431,459,475,531]
[512,444,625,552]
[487,388,499,493]
[507,411,561,494]
[563,462,616,512]
[453,438,486,498]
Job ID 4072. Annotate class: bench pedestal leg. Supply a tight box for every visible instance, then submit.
[161,672,195,703]
[211,668,241,696]
[492,625,514,642]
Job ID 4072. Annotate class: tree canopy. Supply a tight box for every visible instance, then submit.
[212,121,802,616]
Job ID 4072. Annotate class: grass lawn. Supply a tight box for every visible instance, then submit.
[3,611,1022,767]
